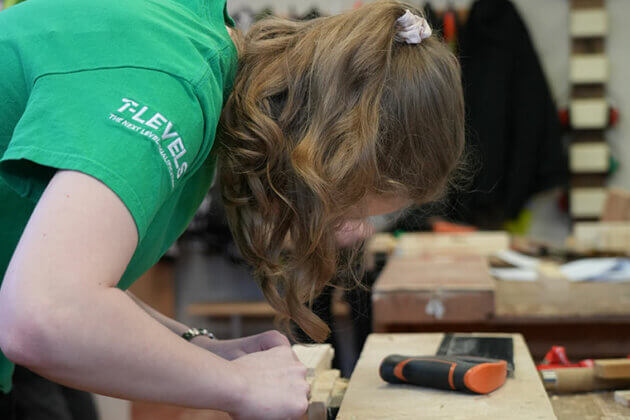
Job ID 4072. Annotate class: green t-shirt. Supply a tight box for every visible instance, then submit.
[0,0,237,393]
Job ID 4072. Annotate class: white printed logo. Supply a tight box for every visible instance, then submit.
[108,98,190,188]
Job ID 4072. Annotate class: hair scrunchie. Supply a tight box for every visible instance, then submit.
[396,9,432,44]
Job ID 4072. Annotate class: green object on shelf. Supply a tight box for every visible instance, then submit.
[609,156,619,175]
[393,229,405,238]
[503,209,532,236]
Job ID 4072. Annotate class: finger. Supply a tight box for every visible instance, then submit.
[258,330,291,351]
[305,381,311,400]
[231,349,248,360]
[299,396,309,418]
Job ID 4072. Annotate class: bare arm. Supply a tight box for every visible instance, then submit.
[0,170,241,408]
[126,291,190,336]
[128,290,295,361]
[0,171,308,418]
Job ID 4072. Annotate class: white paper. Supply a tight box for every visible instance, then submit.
[560,258,630,282]
[489,267,538,282]
[494,249,541,269]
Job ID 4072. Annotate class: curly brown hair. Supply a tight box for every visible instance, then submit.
[218,1,465,342]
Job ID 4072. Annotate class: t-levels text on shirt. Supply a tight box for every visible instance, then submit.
[109,98,189,188]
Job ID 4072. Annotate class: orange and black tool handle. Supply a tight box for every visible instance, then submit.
[379,355,508,394]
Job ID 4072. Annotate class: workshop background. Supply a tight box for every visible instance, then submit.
[3,0,630,418]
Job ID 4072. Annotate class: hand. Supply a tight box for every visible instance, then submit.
[193,330,290,361]
[229,346,309,420]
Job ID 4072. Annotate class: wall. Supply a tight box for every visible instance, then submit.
[607,0,630,189]
[227,0,630,241]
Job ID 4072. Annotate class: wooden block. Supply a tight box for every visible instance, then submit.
[571,9,608,37]
[573,221,630,252]
[615,390,630,407]
[571,187,607,218]
[542,367,630,393]
[328,378,349,409]
[372,254,495,328]
[308,369,340,420]
[337,333,555,419]
[313,378,349,420]
[602,188,630,221]
[595,359,630,379]
[570,54,609,84]
[293,344,334,378]
[570,142,609,172]
[395,231,510,257]
[570,98,608,129]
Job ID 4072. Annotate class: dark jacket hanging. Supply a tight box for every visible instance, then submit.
[452,0,567,227]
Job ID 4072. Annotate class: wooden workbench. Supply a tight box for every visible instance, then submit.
[337,333,555,419]
[550,391,630,419]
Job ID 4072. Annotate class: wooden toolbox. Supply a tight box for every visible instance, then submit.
[372,254,495,331]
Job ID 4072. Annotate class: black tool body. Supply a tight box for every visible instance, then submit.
[437,334,515,375]
[379,355,507,394]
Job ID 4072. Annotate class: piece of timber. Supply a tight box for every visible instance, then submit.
[328,378,349,414]
[293,344,335,378]
[570,54,609,84]
[336,333,555,420]
[569,142,609,173]
[570,8,608,37]
[373,254,495,328]
[572,221,630,253]
[542,367,630,393]
[308,369,340,420]
[394,231,509,257]
[570,187,607,218]
[594,359,630,379]
[570,98,609,129]
[495,264,630,319]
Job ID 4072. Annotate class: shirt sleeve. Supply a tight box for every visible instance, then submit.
[0,67,206,240]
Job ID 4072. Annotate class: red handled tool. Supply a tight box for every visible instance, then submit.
[380,355,507,394]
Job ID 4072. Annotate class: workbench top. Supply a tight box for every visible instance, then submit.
[337,333,556,420]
